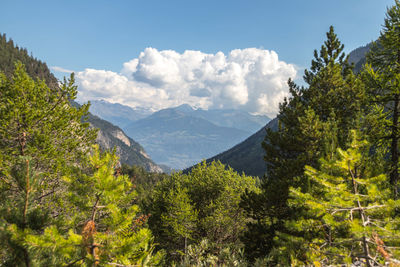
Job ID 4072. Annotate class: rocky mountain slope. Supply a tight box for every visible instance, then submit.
[85,112,163,172]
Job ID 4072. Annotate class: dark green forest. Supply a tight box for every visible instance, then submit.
[2,1,400,266]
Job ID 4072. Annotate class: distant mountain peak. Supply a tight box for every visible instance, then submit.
[174,104,194,112]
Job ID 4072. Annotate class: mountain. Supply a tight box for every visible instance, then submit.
[123,107,254,169]
[89,101,270,134]
[89,100,152,128]
[201,118,278,177]
[348,42,374,73]
[88,101,270,170]
[176,104,270,133]
[85,112,163,172]
[0,33,164,173]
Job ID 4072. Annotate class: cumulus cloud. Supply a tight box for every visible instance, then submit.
[76,47,297,117]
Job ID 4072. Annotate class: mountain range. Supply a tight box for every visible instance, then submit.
[90,101,270,169]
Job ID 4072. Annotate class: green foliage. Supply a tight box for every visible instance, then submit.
[177,239,248,267]
[0,62,96,177]
[161,186,198,253]
[0,63,96,265]
[24,146,164,266]
[273,132,400,265]
[121,163,168,205]
[145,161,259,263]
[5,3,400,266]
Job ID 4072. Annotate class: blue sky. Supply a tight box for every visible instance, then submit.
[1,0,394,116]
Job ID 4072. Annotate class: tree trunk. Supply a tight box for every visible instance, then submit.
[24,249,30,267]
[390,93,399,198]
[184,237,187,255]
[350,166,371,267]
[23,159,31,267]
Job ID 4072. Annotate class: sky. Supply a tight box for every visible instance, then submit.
[1,0,394,117]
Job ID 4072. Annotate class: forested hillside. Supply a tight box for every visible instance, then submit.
[0,33,164,173]
[0,33,58,89]
[202,118,278,177]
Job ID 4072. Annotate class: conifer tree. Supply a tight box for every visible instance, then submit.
[364,0,400,197]
[24,146,163,266]
[161,186,198,255]
[0,62,96,266]
[272,132,400,266]
[241,27,366,261]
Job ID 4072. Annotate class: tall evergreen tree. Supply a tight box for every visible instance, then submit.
[272,132,400,266]
[0,63,96,266]
[241,26,366,261]
[365,0,400,197]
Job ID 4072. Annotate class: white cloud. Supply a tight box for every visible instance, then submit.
[76,47,297,117]
[50,66,74,73]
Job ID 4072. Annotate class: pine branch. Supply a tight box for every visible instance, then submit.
[64,257,86,267]
[107,263,142,267]
[330,205,386,214]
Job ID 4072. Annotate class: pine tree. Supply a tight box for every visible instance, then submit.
[24,146,164,266]
[161,186,198,255]
[364,0,400,197]
[0,62,96,266]
[273,131,400,266]
[241,27,366,261]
